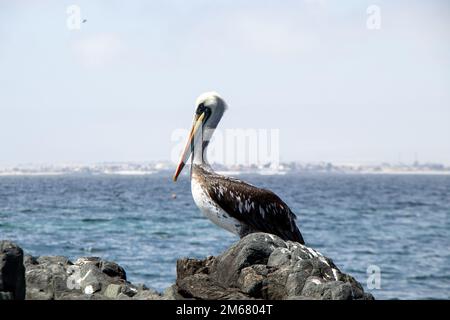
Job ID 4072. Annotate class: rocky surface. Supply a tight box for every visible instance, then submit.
[174,233,374,300]
[0,241,26,300]
[0,240,165,300]
[0,235,374,300]
[23,255,164,300]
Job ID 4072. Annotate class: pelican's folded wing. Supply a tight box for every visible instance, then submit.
[205,175,305,244]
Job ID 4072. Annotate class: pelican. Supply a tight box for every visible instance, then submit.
[173,92,305,244]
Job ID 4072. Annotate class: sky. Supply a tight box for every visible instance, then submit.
[0,0,449,166]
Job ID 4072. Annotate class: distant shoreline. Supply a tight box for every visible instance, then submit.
[1,170,450,177]
[2,161,449,177]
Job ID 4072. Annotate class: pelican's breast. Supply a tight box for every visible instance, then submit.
[191,174,242,235]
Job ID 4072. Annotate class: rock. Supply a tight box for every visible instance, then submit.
[163,284,184,300]
[25,255,72,300]
[22,250,161,300]
[176,257,213,279]
[0,241,26,300]
[104,284,122,299]
[0,291,14,300]
[285,271,309,296]
[73,257,101,267]
[1,235,374,300]
[301,278,354,300]
[330,282,353,300]
[83,283,99,295]
[237,265,266,297]
[120,284,139,297]
[267,247,291,267]
[214,233,285,287]
[172,233,374,300]
[132,288,164,300]
[100,261,126,280]
[263,266,291,299]
[23,254,37,266]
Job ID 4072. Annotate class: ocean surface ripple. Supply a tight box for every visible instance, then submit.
[0,173,449,299]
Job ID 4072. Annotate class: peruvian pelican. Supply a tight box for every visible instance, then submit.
[173,92,305,244]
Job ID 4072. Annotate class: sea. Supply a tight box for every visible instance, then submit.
[0,172,448,300]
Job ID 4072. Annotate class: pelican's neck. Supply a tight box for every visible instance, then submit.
[192,126,214,166]
[192,139,211,166]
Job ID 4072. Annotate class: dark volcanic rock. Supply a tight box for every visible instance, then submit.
[100,261,126,280]
[213,233,286,287]
[0,241,26,300]
[1,235,374,300]
[173,233,374,300]
[24,255,163,300]
[0,240,167,300]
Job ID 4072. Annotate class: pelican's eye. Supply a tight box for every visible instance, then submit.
[196,103,206,115]
[196,103,211,119]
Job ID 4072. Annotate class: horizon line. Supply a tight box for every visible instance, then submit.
[1,160,449,167]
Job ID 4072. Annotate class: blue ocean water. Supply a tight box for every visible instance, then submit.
[0,173,449,299]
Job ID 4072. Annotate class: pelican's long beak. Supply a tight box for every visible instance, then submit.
[173,112,205,181]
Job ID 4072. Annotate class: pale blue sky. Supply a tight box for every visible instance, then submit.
[0,0,449,165]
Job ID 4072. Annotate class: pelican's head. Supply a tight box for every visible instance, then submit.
[173,92,227,181]
[194,91,228,129]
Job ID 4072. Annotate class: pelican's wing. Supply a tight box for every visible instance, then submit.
[205,174,305,244]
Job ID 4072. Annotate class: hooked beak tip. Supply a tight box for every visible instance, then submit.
[173,161,185,182]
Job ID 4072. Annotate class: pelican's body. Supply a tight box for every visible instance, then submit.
[173,92,305,244]
[191,165,244,235]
